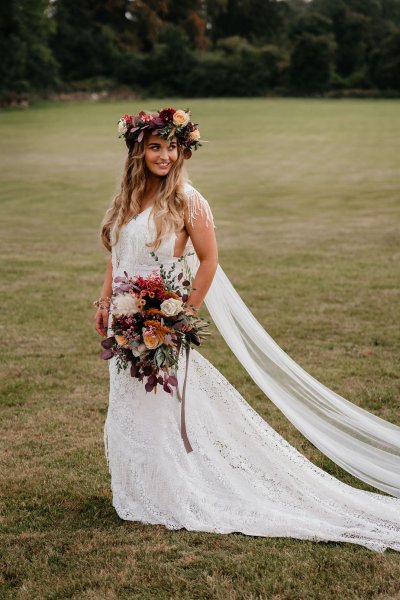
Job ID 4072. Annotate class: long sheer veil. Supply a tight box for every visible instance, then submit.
[183,252,400,498]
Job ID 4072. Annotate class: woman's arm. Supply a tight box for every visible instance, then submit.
[184,201,218,313]
[94,256,113,337]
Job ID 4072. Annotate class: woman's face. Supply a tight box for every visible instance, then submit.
[144,134,179,177]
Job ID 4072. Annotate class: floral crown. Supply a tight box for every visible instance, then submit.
[117,107,201,159]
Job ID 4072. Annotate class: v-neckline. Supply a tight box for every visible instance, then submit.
[129,204,153,223]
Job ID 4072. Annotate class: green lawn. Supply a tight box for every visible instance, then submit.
[1,98,399,599]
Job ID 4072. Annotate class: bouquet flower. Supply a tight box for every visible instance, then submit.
[98,253,210,453]
[100,253,209,390]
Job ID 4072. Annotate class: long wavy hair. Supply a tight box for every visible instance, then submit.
[100,132,189,253]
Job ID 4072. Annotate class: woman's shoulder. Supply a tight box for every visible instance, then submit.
[183,182,215,229]
[183,181,204,200]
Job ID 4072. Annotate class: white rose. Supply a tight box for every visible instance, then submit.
[160,298,183,317]
[111,294,139,317]
[117,119,127,136]
[173,110,190,127]
[131,342,147,357]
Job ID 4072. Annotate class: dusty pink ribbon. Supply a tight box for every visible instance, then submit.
[175,345,193,453]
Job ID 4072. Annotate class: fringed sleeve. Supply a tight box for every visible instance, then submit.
[184,183,216,230]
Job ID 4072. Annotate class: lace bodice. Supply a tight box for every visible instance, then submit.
[110,182,215,284]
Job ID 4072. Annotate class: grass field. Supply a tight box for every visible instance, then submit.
[1,98,399,599]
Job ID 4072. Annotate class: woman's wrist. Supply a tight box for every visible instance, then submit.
[184,303,199,315]
[93,296,111,310]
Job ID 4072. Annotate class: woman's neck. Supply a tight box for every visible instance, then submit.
[143,175,161,204]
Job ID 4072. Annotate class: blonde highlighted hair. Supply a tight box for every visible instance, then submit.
[100,132,189,253]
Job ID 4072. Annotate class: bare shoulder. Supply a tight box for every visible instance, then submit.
[183,182,216,230]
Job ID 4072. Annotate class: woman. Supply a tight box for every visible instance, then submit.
[95,107,400,552]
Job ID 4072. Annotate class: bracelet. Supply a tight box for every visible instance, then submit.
[93,296,111,310]
[184,304,198,315]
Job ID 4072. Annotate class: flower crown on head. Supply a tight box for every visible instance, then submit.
[117,107,201,159]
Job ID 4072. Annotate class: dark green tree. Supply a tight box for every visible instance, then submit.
[207,0,289,45]
[146,24,196,95]
[50,0,124,82]
[313,0,398,83]
[2,0,400,99]
[369,29,400,89]
[290,32,336,93]
[381,0,400,24]
[127,0,209,51]
[0,0,58,96]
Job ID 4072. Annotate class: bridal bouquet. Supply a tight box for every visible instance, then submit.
[99,253,210,396]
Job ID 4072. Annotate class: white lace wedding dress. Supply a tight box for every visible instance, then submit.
[104,183,400,552]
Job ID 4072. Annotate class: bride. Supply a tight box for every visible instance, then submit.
[94,107,400,552]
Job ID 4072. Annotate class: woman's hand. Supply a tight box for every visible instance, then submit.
[94,257,113,337]
[183,305,198,318]
[95,307,110,337]
[179,306,197,333]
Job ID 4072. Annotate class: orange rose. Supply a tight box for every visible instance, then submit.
[142,328,164,349]
[173,109,190,127]
[115,335,129,347]
[189,128,200,141]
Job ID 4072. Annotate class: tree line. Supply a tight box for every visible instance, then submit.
[1,0,400,103]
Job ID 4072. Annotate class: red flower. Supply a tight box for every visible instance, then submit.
[159,108,176,122]
[132,273,167,299]
[123,113,133,125]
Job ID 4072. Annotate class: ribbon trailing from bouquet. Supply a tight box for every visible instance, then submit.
[175,345,193,454]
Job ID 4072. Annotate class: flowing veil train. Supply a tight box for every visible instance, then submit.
[183,250,400,499]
